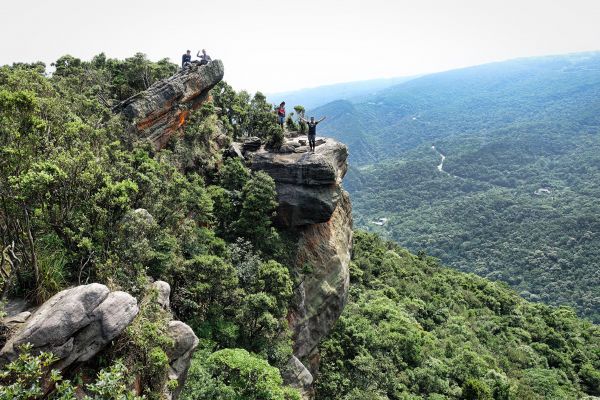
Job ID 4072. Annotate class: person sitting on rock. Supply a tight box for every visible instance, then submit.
[182,50,192,68]
[277,102,286,129]
[299,115,326,152]
[197,49,212,65]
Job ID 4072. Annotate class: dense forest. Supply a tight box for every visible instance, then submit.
[316,231,600,399]
[313,52,600,322]
[1,53,599,399]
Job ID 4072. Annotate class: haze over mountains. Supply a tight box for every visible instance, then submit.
[267,76,416,110]
[282,52,600,322]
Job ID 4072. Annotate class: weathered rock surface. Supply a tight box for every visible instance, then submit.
[249,137,349,227]
[0,284,138,369]
[290,191,352,362]
[166,321,200,400]
[117,60,224,149]
[248,136,352,398]
[281,355,314,398]
[153,280,171,309]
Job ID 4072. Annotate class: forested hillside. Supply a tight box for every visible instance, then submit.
[316,232,600,399]
[2,52,600,399]
[315,52,600,321]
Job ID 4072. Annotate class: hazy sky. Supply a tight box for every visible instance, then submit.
[1,0,599,93]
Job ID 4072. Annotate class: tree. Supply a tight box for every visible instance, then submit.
[180,348,300,400]
[232,171,279,254]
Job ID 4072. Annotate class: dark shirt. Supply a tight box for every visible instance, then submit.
[278,106,286,117]
[308,121,318,136]
[182,54,191,67]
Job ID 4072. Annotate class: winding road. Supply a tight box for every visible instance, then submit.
[431,145,446,173]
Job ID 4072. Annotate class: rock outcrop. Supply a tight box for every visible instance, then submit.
[116,60,224,149]
[245,136,353,397]
[0,284,139,369]
[249,137,349,227]
[0,281,198,400]
[166,321,199,399]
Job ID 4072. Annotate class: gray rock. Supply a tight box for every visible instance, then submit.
[0,284,138,369]
[2,298,31,317]
[166,321,199,400]
[242,136,262,152]
[277,144,296,154]
[227,142,244,159]
[153,280,171,309]
[117,60,224,149]
[282,356,314,399]
[249,138,348,227]
[2,311,31,325]
[249,139,347,186]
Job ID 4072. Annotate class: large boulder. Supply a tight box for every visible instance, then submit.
[117,60,224,149]
[249,138,349,227]
[281,355,314,399]
[0,284,138,370]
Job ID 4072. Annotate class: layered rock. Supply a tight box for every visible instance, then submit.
[116,60,224,149]
[289,191,352,362]
[247,137,353,397]
[249,137,349,227]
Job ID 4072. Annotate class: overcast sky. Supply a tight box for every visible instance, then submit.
[1,0,599,93]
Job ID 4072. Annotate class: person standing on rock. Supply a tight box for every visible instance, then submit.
[299,115,326,152]
[182,50,192,68]
[277,102,286,129]
[197,49,212,65]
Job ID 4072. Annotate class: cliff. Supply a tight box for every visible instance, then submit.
[246,137,353,397]
[0,63,351,399]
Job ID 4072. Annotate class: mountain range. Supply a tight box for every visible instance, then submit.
[287,52,600,322]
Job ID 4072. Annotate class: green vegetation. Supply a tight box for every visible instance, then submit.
[0,344,142,400]
[0,54,297,397]
[316,231,600,399]
[3,51,600,399]
[181,348,300,400]
[316,52,600,321]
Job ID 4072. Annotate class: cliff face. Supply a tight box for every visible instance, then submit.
[116,60,225,149]
[248,137,353,397]
[248,139,348,227]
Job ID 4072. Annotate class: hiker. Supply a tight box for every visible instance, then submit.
[299,115,326,152]
[197,49,212,65]
[182,50,192,68]
[276,102,286,128]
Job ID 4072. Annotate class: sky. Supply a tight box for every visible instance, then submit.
[1,0,599,93]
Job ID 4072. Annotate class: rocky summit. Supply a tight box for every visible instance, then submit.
[116,60,224,149]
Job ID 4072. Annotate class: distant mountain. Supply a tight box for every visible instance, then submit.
[267,76,416,110]
[315,52,600,322]
[314,52,600,165]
